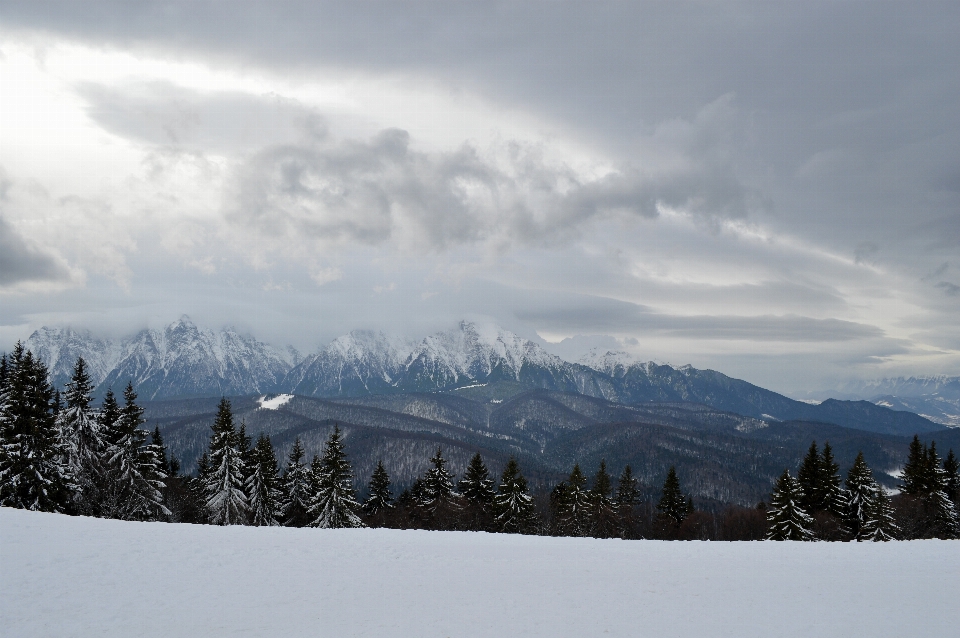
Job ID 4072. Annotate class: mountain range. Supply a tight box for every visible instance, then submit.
[21,315,950,436]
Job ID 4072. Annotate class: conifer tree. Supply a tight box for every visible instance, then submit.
[554,464,592,536]
[362,460,394,520]
[152,427,170,476]
[589,460,619,538]
[246,434,281,526]
[493,456,536,534]
[944,450,959,504]
[925,442,959,539]
[615,464,641,539]
[103,383,168,521]
[765,469,815,541]
[59,357,105,513]
[203,398,248,525]
[98,389,122,449]
[281,437,311,527]
[657,466,689,526]
[818,442,847,517]
[236,420,254,488]
[845,452,878,540]
[797,441,821,512]
[0,343,74,512]
[420,447,460,523]
[307,426,363,528]
[459,452,495,507]
[900,435,929,495]
[861,483,899,541]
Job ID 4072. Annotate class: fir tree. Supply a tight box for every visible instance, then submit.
[615,464,641,539]
[554,464,592,536]
[98,389,121,449]
[657,466,689,526]
[307,426,363,528]
[844,452,877,540]
[281,437,311,528]
[797,441,821,512]
[0,343,74,512]
[459,452,495,507]
[236,420,254,488]
[103,383,168,521]
[900,435,929,495]
[818,442,846,517]
[589,459,619,538]
[59,357,105,513]
[944,449,959,504]
[152,427,170,476]
[203,398,248,525]
[493,457,536,534]
[925,442,959,539]
[362,460,394,520]
[861,483,899,542]
[420,447,460,523]
[246,434,281,526]
[765,469,815,541]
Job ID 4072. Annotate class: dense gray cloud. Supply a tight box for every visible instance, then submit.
[1,1,959,393]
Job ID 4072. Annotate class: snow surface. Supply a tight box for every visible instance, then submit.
[257,393,294,410]
[2,509,958,638]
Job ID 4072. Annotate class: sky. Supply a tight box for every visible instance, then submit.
[0,1,958,395]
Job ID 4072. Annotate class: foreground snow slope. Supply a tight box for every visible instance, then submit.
[2,509,957,638]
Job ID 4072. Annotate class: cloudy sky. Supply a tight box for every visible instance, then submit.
[1,1,958,395]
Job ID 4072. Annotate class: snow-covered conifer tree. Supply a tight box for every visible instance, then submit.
[615,464,640,538]
[493,456,536,534]
[926,442,959,539]
[246,434,281,526]
[657,466,689,526]
[420,447,460,523]
[459,452,495,507]
[0,344,74,512]
[818,442,847,517]
[58,357,105,513]
[589,460,619,538]
[861,483,899,541]
[797,441,821,512]
[362,459,393,518]
[765,469,815,541]
[281,437,311,527]
[554,464,592,536]
[307,426,363,528]
[845,452,879,540]
[203,398,248,525]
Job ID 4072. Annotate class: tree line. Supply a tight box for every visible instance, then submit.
[2,347,958,541]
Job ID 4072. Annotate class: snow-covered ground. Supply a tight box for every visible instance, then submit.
[2,509,957,637]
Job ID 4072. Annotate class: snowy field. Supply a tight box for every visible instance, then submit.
[2,509,958,637]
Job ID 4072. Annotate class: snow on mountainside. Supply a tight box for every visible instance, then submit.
[836,377,960,428]
[3,509,958,638]
[25,327,124,389]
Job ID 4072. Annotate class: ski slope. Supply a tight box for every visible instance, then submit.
[1,508,957,637]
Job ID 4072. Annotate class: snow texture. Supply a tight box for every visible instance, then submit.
[2,508,958,637]
[257,394,294,410]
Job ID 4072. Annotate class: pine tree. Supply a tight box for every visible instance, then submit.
[281,437,311,527]
[615,464,641,539]
[246,434,281,526]
[589,459,619,538]
[203,398,248,525]
[103,383,168,521]
[459,452,495,507]
[307,426,363,528]
[152,427,170,476]
[362,460,394,520]
[58,357,105,514]
[0,343,74,512]
[236,420,254,489]
[861,483,899,541]
[818,442,846,517]
[493,457,536,534]
[554,464,591,536]
[900,435,929,495]
[944,449,959,504]
[98,389,121,447]
[657,466,688,526]
[797,441,821,512]
[925,442,959,539]
[765,469,815,541]
[420,447,460,525]
[844,452,877,540]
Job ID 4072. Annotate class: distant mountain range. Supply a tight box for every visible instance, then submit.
[21,315,948,436]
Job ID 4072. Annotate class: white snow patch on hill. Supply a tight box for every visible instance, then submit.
[2,509,958,637]
[258,393,294,410]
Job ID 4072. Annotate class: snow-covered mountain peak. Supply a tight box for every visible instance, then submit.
[578,349,639,375]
